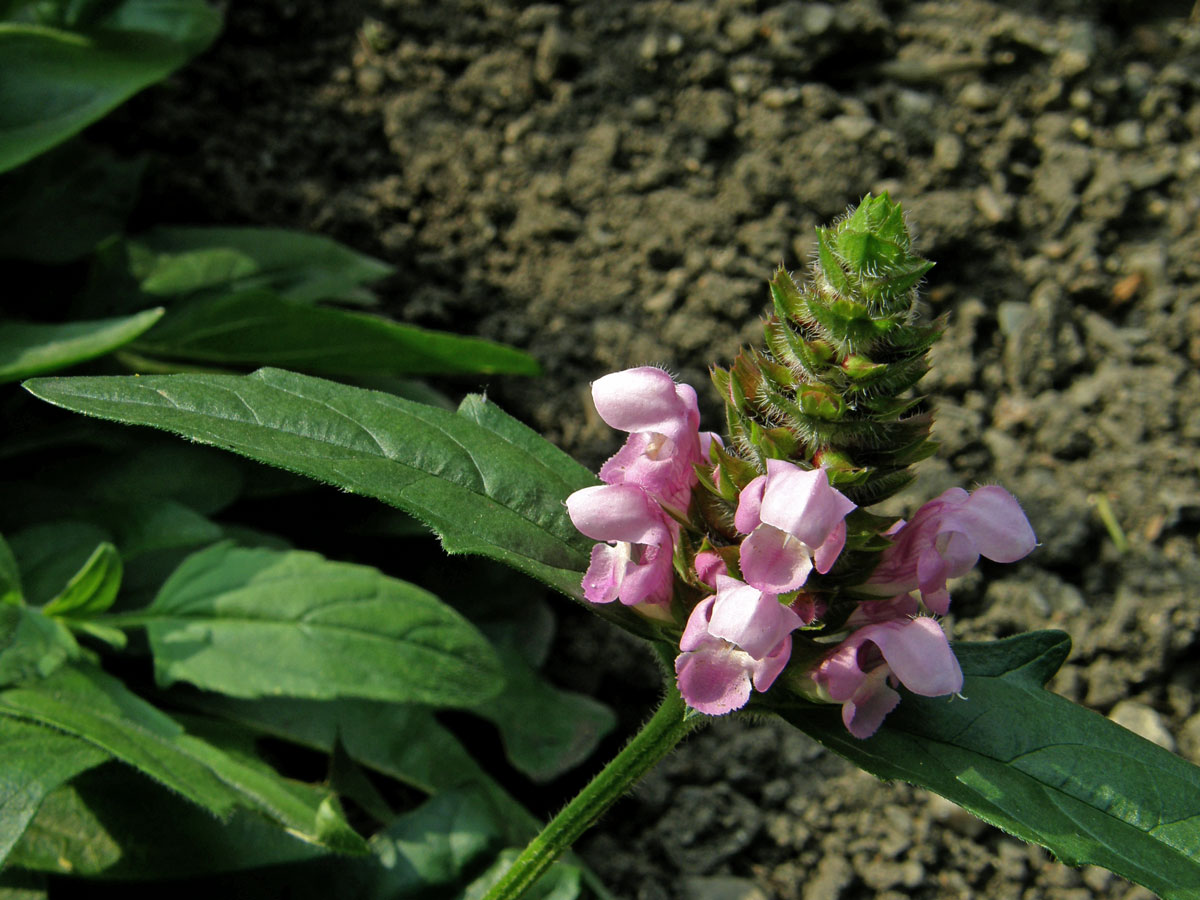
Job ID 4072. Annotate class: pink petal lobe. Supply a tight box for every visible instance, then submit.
[618,543,674,607]
[708,579,800,659]
[581,543,624,604]
[952,485,1037,563]
[566,484,667,545]
[843,668,901,739]
[915,543,953,606]
[935,529,980,579]
[679,596,717,653]
[675,645,753,716]
[739,525,814,593]
[591,367,696,442]
[815,642,866,703]
[869,618,963,697]
[813,519,847,574]
[758,461,857,549]
[734,475,766,534]
[750,635,792,692]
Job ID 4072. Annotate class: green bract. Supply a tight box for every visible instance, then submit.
[712,193,939,508]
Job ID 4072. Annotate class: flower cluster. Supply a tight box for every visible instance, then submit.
[566,367,1036,737]
[566,195,1038,737]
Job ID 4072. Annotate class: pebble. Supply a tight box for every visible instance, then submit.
[803,855,853,900]
[927,794,987,837]
[958,81,996,109]
[833,114,875,142]
[680,877,768,900]
[1178,712,1200,763]
[798,3,835,35]
[724,15,760,49]
[933,134,963,170]
[975,186,1013,223]
[630,96,658,122]
[1113,120,1144,149]
[761,86,802,108]
[1108,700,1177,752]
[355,65,385,94]
[534,23,567,84]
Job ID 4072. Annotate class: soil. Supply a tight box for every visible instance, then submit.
[100,1,1200,898]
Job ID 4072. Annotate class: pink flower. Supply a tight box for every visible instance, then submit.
[814,616,963,739]
[675,575,802,715]
[865,485,1037,614]
[566,483,677,608]
[592,367,718,512]
[735,460,857,593]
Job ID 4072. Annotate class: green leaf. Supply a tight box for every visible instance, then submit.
[372,788,505,893]
[0,309,164,383]
[69,440,246,516]
[125,226,392,303]
[99,498,223,558]
[0,140,143,262]
[0,604,80,687]
[42,542,121,618]
[475,647,616,783]
[183,694,539,827]
[0,717,109,867]
[451,579,616,783]
[132,290,542,376]
[456,393,596,488]
[5,780,121,876]
[23,369,597,600]
[137,542,504,707]
[0,664,367,853]
[6,522,113,604]
[0,1,222,172]
[8,765,329,878]
[3,497,221,565]
[367,790,586,900]
[776,631,1200,900]
[0,534,20,606]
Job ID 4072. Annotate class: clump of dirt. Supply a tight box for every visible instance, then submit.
[106,1,1200,897]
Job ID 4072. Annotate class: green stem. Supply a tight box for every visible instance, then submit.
[92,612,153,629]
[483,684,703,900]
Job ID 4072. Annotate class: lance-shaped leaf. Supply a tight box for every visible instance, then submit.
[0,0,222,172]
[0,309,163,383]
[125,226,393,304]
[0,664,366,854]
[23,368,598,599]
[137,542,503,707]
[774,631,1200,900]
[0,141,144,263]
[188,694,539,827]
[0,717,110,867]
[7,766,330,879]
[131,290,541,377]
[473,647,616,784]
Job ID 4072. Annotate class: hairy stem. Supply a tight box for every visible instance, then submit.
[482,684,703,900]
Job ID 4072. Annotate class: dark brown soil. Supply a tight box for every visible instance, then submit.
[104,1,1200,898]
